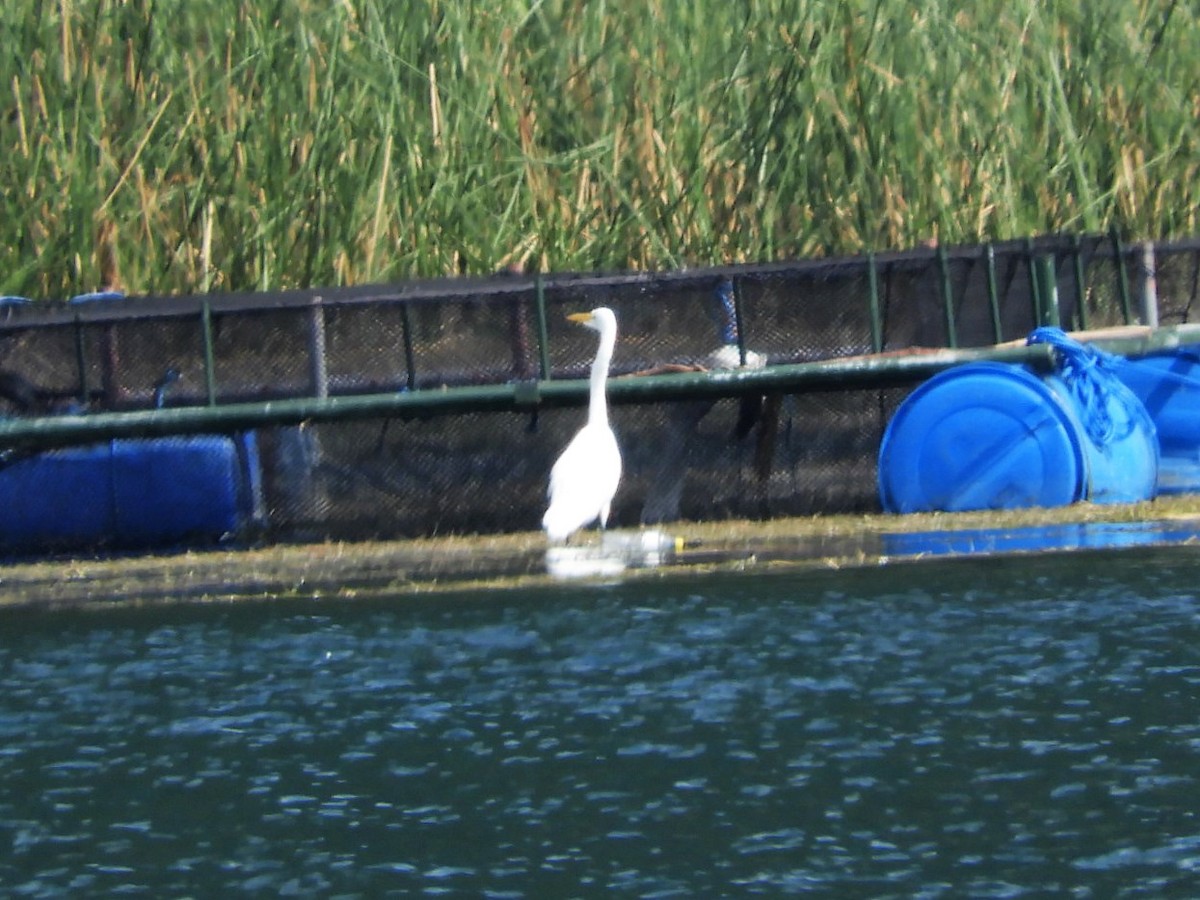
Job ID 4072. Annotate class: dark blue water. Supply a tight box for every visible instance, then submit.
[3,548,1200,897]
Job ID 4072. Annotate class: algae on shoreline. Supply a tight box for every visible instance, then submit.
[5,494,1200,610]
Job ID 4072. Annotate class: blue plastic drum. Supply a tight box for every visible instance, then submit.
[1114,347,1200,494]
[0,433,263,553]
[879,362,1158,514]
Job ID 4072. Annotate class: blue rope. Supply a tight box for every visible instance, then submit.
[1026,326,1133,446]
[713,279,738,345]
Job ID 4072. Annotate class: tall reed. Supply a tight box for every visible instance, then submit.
[0,0,1196,298]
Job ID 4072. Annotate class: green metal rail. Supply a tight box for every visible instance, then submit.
[2,323,1198,454]
[0,232,1186,456]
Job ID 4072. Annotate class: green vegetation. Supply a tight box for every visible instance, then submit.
[1,0,1196,298]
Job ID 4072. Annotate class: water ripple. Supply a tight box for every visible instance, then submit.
[2,548,1200,895]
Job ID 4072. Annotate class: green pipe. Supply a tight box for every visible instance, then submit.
[937,247,957,348]
[984,244,1002,343]
[201,300,217,406]
[0,342,1068,451]
[867,251,883,353]
[6,322,1198,454]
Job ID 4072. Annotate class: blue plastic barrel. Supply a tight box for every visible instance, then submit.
[878,361,1158,514]
[0,433,263,554]
[1114,347,1200,494]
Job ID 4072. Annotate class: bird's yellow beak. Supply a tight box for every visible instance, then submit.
[567,312,593,324]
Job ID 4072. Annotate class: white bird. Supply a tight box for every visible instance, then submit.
[542,307,622,542]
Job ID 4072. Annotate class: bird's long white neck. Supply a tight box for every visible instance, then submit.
[587,328,615,427]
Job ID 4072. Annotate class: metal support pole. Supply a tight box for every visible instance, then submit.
[399,303,417,391]
[1071,233,1089,331]
[937,247,957,348]
[201,301,217,406]
[73,313,89,406]
[1110,226,1133,324]
[535,273,551,380]
[984,244,1003,343]
[1140,241,1160,328]
[1036,256,1061,327]
[867,251,883,353]
[1026,238,1043,327]
[308,296,329,399]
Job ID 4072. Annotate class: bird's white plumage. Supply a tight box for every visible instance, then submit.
[542,308,622,542]
[543,422,621,540]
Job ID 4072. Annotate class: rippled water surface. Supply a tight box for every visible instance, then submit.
[4,548,1200,897]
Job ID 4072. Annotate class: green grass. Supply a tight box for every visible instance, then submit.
[1,0,1197,298]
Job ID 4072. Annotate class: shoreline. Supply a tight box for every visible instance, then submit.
[4,495,1200,610]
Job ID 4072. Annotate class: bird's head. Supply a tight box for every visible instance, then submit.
[567,307,617,334]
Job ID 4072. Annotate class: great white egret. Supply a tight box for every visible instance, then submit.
[542,307,622,542]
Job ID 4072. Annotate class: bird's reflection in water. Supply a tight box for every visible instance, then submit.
[544,529,682,579]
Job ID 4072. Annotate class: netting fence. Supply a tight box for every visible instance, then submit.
[0,232,1195,547]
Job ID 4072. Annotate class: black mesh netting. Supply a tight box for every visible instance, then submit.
[0,233,1194,547]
